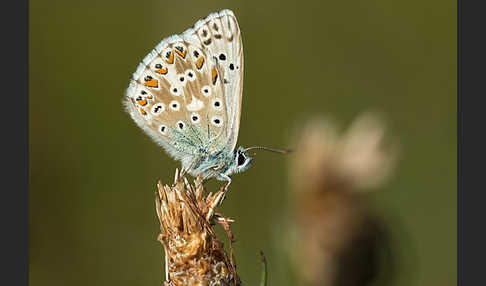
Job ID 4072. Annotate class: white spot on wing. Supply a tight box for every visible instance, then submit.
[185,69,196,81]
[211,116,223,127]
[177,74,186,85]
[212,98,223,111]
[151,103,165,115]
[190,112,201,124]
[186,96,204,111]
[201,85,211,97]
[169,100,180,111]
[159,125,168,135]
[176,120,185,130]
[170,86,181,96]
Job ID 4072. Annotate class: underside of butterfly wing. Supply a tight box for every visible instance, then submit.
[182,10,244,153]
[124,9,244,178]
[124,35,228,162]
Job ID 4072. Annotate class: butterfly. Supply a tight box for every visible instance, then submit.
[123,9,289,191]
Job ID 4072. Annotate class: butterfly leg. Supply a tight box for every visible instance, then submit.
[219,174,232,205]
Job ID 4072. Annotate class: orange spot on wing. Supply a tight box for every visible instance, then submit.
[137,99,147,106]
[155,68,168,75]
[196,56,205,69]
[140,108,147,115]
[166,52,174,64]
[175,49,186,58]
[146,95,153,99]
[211,67,218,85]
[144,79,158,88]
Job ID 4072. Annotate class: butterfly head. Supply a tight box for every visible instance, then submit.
[225,146,293,177]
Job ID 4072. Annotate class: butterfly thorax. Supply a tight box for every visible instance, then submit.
[184,146,253,180]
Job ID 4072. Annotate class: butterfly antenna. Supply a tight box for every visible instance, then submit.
[242,146,293,154]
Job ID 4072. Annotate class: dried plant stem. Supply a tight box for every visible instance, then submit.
[155,169,240,286]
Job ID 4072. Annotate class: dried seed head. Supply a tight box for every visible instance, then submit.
[155,171,239,286]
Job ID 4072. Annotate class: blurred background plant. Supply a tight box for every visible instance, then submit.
[30,1,456,286]
[287,112,397,286]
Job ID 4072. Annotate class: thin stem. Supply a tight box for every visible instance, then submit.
[260,251,268,286]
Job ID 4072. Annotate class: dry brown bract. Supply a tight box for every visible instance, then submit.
[155,169,239,286]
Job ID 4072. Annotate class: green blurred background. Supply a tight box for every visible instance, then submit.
[30,1,456,285]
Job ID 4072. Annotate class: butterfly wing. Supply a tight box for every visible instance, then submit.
[124,9,243,172]
[182,9,244,152]
[124,34,229,165]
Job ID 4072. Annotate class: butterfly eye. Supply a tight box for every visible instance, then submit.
[201,85,211,97]
[237,153,246,166]
[159,125,167,135]
[169,100,180,111]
